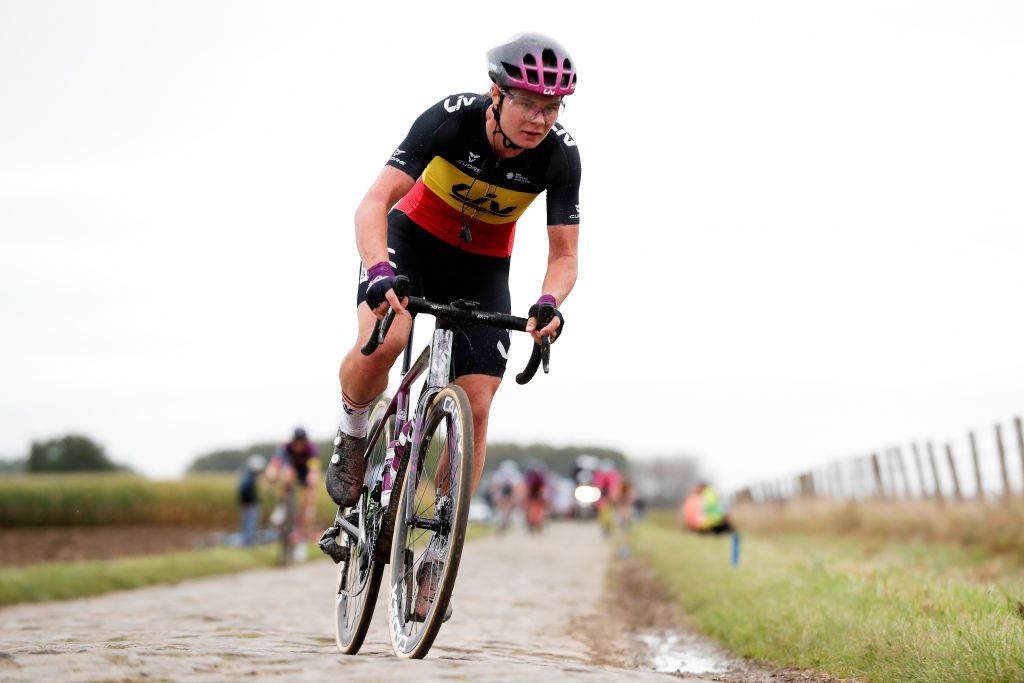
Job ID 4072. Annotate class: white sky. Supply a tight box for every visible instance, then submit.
[2,1,1022,492]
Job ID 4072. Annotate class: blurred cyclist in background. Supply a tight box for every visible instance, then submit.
[523,460,549,533]
[266,427,320,545]
[593,459,622,537]
[615,477,637,531]
[489,459,524,533]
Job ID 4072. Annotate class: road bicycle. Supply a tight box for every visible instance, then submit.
[271,480,297,566]
[318,276,554,659]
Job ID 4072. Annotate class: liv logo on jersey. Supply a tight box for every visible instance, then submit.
[553,125,576,147]
[449,184,518,217]
[443,95,477,113]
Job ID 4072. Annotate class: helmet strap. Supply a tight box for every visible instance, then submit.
[492,95,522,150]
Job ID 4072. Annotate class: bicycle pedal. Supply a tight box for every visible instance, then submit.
[318,536,351,564]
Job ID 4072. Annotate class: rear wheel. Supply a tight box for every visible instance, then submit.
[334,398,392,655]
[387,385,474,659]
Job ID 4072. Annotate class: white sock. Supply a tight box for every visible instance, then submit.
[338,392,372,438]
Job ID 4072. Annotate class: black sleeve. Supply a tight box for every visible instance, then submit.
[544,123,581,226]
[385,93,480,179]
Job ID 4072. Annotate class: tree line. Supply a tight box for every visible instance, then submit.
[187,438,631,477]
[0,434,127,474]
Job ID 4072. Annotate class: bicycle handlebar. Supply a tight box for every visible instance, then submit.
[359,276,553,384]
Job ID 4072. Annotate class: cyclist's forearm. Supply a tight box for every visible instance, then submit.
[354,200,391,268]
[542,224,578,304]
[540,253,577,305]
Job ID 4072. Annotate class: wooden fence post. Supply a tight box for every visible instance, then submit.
[969,431,984,500]
[996,423,1011,498]
[945,443,963,501]
[894,446,912,499]
[885,449,898,499]
[927,442,944,502]
[911,442,927,497]
[871,453,885,500]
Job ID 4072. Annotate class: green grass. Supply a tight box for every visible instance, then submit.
[633,521,1024,683]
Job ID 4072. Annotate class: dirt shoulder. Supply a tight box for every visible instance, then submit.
[0,526,231,566]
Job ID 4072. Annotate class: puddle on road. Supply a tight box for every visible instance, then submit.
[636,630,732,675]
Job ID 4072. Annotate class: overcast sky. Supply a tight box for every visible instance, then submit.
[2,1,1022,492]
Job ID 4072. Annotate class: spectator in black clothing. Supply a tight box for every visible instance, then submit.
[238,454,266,546]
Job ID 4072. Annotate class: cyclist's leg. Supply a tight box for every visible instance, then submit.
[439,247,511,496]
[330,213,421,506]
[450,373,500,495]
[299,468,317,540]
[339,304,410,403]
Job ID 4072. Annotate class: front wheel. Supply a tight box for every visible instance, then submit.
[277,486,296,567]
[387,385,474,659]
[334,397,391,655]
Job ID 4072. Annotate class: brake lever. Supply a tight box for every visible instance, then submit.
[515,303,554,384]
[360,275,410,356]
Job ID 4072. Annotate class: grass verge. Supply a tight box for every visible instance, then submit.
[632,520,1024,682]
[731,499,1024,559]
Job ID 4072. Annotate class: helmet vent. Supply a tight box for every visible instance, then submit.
[560,73,571,88]
[544,70,556,87]
[541,49,557,68]
[502,62,523,80]
[523,53,537,66]
[525,67,539,85]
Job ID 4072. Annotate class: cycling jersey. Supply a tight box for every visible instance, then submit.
[272,439,319,487]
[386,93,581,258]
[525,470,546,501]
[357,212,512,378]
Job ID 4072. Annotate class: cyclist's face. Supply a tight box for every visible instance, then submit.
[490,86,563,148]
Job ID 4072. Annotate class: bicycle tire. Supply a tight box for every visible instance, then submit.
[335,397,392,655]
[278,485,296,567]
[387,385,474,659]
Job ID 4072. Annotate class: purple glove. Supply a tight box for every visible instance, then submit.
[528,294,564,342]
[365,261,396,310]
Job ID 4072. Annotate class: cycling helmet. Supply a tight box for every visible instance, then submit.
[292,427,308,441]
[487,33,577,97]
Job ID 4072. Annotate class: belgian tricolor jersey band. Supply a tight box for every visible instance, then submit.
[387,93,581,258]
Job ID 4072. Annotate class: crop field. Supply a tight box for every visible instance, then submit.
[0,473,338,527]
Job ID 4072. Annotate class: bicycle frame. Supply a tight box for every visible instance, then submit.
[336,319,453,555]
[331,277,551,558]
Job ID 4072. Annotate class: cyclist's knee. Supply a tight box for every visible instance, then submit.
[453,375,501,416]
[341,339,401,390]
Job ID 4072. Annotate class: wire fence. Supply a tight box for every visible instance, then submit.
[733,415,1024,505]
